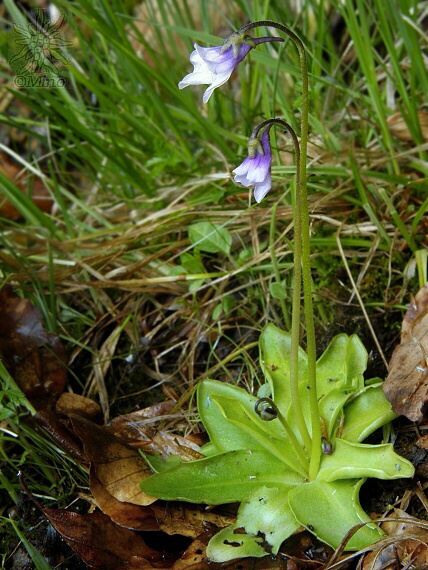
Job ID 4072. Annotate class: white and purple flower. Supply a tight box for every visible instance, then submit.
[179,35,282,103]
[232,128,273,203]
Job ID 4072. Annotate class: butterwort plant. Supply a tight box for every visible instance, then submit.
[141,21,414,562]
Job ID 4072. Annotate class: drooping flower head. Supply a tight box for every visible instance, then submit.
[232,124,273,203]
[179,32,283,103]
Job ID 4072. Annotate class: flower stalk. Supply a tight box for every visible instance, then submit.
[269,202,290,330]
[242,118,312,456]
[235,21,321,479]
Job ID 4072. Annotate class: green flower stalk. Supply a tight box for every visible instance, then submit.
[230,21,320,478]
[233,116,313,464]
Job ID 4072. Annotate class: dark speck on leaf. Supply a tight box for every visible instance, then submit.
[224,540,243,547]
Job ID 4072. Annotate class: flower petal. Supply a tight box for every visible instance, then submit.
[196,46,236,75]
[194,44,224,62]
[254,175,272,202]
[246,156,270,183]
[260,130,272,156]
[232,157,252,177]
[202,71,232,103]
[189,48,205,66]
[234,173,253,187]
[178,70,213,89]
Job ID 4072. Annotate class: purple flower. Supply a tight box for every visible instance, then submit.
[179,36,282,104]
[232,129,273,202]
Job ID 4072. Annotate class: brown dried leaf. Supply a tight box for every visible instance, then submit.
[151,432,204,462]
[56,392,103,424]
[42,507,172,569]
[388,111,428,143]
[35,409,88,465]
[71,414,156,506]
[90,467,160,531]
[383,284,428,421]
[382,508,428,539]
[361,543,397,570]
[416,434,428,449]
[370,509,428,569]
[110,411,204,461]
[0,285,67,406]
[33,394,104,466]
[111,402,177,425]
[151,503,235,539]
[171,533,213,569]
[0,153,53,221]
